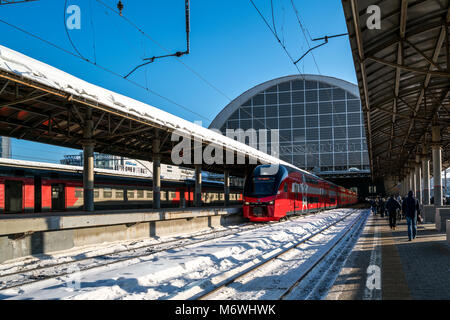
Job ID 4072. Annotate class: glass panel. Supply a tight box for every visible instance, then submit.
[279,105,291,117]
[319,89,333,101]
[333,88,346,100]
[347,100,361,112]
[292,116,305,128]
[292,91,304,103]
[279,92,291,104]
[278,81,291,92]
[266,93,278,105]
[293,129,306,142]
[266,118,279,129]
[320,127,333,140]
[306,102,319,114]
[305,81,318,90]
[253,106,265,118]
[306,115,319,128]
[266,105,278,118]
[292,103,305,116]
[292,80,304,91]
[253,94,265,106]
[320,115,333,127]
[306,129,319,141]
[305,90,318,102]
[333,101,346,113]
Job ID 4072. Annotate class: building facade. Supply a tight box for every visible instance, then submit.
[61,153,194,181]
[209,75,370,176]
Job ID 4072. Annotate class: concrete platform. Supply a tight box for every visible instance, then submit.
[0,206,244,264]
[422,205,435,223]
[326,214,450,300]
[436,207,450,232]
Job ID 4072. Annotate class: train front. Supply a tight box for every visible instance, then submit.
[243,165,287,222]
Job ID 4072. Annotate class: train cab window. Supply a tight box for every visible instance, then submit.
[284,183,288,193]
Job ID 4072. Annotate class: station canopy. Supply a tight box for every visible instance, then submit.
[0,45,298,177]
[342,0,450,179]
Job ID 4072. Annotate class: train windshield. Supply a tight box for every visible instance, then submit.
[244,165,287,197]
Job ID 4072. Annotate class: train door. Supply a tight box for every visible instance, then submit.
[51,184,66,211]
[5,180,23,214]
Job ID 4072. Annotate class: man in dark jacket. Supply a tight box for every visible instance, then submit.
[386,196,401,230]
[402,191,420,241]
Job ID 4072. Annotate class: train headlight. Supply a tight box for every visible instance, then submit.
[245,202,250,206]
[269,201,275,205]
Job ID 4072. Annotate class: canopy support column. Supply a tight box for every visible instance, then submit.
[153,135,161,210]
[432,126,443,207]
[82,108,95,212]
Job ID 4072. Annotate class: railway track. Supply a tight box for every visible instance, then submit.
[167,208,367,300]
[0,211,319,292]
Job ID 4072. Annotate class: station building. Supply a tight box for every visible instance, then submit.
[209,75,377,198]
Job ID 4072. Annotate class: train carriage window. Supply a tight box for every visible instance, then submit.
[169,192,176,200]
[161,191,167,201]
[284,183,288,193]
[75,188,83,198]
[104,188,112,199]
[115,190,124,200]
[127,190,135,199]
[147,191,153,200]
[94,189,100,199]
[137,190,144,199]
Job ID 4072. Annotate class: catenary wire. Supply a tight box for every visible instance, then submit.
[0,18,212,122]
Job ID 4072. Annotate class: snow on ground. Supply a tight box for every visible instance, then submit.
[0,209,363,300]
[207,210,369,300]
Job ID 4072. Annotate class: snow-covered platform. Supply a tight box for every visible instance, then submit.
[0,206,243,264]
[326,214,450,300]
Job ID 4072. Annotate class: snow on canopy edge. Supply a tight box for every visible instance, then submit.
[0,45,307,173]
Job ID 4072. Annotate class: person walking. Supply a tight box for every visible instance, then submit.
[402,191,420,241]
[379,198,386,218]
[386,196,401,230]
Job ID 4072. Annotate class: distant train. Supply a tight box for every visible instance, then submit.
[0,160,243,214]
[243,165,358,222]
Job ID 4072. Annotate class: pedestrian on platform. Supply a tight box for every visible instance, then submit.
[386,196,401,230]
[402,191,420,241]
[379,198,386,218]
[370,199,376,215]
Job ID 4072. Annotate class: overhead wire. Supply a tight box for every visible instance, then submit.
[289,0,321,75]
[94,0,233,103]
[63,0,86,61]
[249,0,305,81]
[0,18,212,122]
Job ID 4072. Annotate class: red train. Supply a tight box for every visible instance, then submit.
[243,165,358,222]
[0,160,243,214]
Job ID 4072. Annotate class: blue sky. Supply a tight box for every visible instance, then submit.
[0,0,357,163]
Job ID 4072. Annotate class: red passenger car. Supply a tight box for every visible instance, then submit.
[243,165,358,222]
